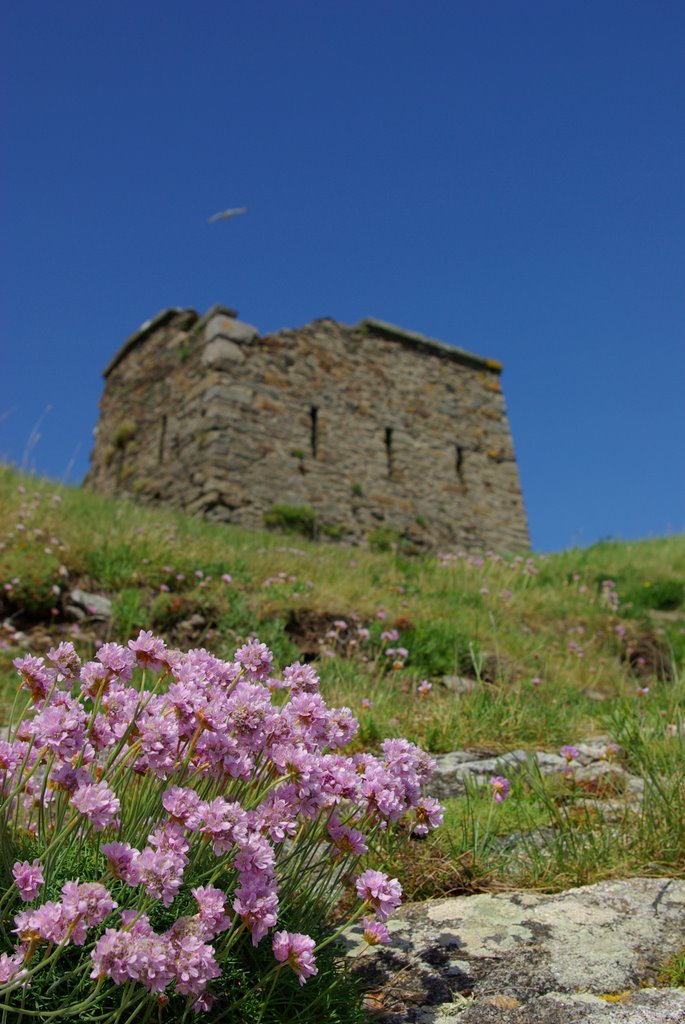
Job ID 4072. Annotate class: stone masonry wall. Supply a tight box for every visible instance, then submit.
[86,306,530,551]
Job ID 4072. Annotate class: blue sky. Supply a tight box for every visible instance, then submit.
[1,1,683,552]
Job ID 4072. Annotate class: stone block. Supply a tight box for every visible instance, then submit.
[204,315,258,345]
[202,338,245,369]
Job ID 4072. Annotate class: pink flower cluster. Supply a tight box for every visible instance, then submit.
[0,634,442,1013]
[14,881,117,947]
[90,887,229,1005]
[272,930,318,985]
[12,860,44,901]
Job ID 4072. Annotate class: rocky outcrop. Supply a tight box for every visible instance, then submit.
[343,878,685,1023]
[430,738,644,803]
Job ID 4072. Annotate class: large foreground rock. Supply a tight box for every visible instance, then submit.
[343,877,685,1023]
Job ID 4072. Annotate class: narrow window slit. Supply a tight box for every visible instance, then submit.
[159,415,168,465]
[455,444,465,486]
[385,427,394,478]
[310,407,318,458]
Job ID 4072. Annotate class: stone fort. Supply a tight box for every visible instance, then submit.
[86,306,530,551]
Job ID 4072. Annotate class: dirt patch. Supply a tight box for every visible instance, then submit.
[284,608,351,660]
[623,628,674,681]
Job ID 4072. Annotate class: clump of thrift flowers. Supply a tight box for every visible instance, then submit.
[0,634,442,1020]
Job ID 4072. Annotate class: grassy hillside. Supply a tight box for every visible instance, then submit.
[1,463,684,899]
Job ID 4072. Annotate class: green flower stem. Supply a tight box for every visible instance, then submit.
[313,899,370,956]
[0,979,104,1017]
[39,811,81,876]
[36,749,57,842]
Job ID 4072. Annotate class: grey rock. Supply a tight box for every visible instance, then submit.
[571,798,638,823]
[442,676,478,694]
[429,749,565,800]
[451,988,685,1023]
[204,314,258,345]
[574,761,645,797]
[202,338,245,368]
[68,589,112,620]
[343,878,685,1023]
[429,747,645,803]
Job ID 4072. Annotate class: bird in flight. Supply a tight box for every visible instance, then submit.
[207,207,248,223]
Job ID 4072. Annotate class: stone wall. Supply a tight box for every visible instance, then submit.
[85,306,530,551]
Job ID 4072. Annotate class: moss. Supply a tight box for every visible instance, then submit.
[264,503,317,538]
[368,525,400,552]
[112,420,136,449]
[321,522,344,541]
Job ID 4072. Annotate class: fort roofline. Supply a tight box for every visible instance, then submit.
[103,306,503,379]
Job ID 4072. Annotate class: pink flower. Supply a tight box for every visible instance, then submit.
[200,797,249,855]
[413,797,444,836]
[168,929,220,995]
[14,901,69,945]
[233,878,279,946]
[13,654,54,702]
[162,785,203,829]
[127,630,168,672]
[46,642,81,678]
[30,696,87,760]
[192,885,231,939]
[417,680,432,698]
[362,918,390,945]
[355,870,402,921]
[327,814,368,857]
[96,643,136,682]
[235,640,273,680]
[381,629,399,643]
[0,950,26,985]
[282,662,319,693]
[130,843,186,907]
[72,781,120,830]
[272,930,318,985]
[101,841,137,880]
[12,859,44,901]
[137,705,179,776]
[560,745,580,764]
[60,881,117,945]
[90,926,173,992]
[489,776,510,802]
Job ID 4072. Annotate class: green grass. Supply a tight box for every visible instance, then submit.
[1,463,684,904]
[659,947,685,987]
